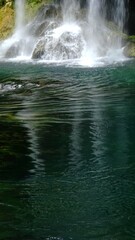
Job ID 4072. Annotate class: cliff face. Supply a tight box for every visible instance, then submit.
[107,0,135,35]
[128,1,135,35]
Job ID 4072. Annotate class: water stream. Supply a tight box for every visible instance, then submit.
[15,0,25,31]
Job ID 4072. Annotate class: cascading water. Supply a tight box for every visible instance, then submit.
[0,0,126,66]
[15,0,25,32]
[62,0,80,23]
[81,0,107,63]
[113,0,126,48]
[81,0,126,64]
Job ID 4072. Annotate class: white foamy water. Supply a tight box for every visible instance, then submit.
[0,0,126,66]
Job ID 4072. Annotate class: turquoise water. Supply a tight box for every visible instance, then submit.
[0,60,135,240]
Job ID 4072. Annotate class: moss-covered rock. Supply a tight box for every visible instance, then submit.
[25,0,53,20]
[124,41,135,58]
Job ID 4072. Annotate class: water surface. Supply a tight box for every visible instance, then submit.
[0,60,135,240]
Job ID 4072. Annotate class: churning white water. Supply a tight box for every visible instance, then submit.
[0,0,126,66]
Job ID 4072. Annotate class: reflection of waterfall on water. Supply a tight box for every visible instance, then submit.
[0,0,126,66]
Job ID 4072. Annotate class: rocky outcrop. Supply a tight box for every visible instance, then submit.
[32,39,45,59]
[5,41,22,58]
[32,30,85,60]
[28,3,61,37]
[124,41,135,58]
[31,3,85,60]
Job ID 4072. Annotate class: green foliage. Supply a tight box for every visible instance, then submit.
[26,0,52,19]
[128,35,135,43]
[0,0,5,7]
[27,0,43,3]
[27,0,51,6]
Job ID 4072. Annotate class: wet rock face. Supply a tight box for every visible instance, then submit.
[33,4,61,25]
[4,37,35,59]
[5,41,22,58]
[34,21,59,37]
[27,4,61,38]
[32,31,85,60]
[32,40,45,59]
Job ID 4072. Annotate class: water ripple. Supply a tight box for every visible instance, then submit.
[0,61,135,240]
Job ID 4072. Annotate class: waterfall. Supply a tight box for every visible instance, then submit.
[113,0,126,47]
[83,0,126,61]
[0,0,127,65]
[62,0,80,23]
[15,0,25,32]
[85,0,106,57]
[114,0,125,31]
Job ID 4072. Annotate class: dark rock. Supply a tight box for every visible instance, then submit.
[26,4,61,38]
[30,20,59,37]
[35,4,61,22]
[5,41,21,58]
[32,39,45,59]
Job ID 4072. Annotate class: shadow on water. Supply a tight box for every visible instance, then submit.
[0,60,135,239]
[0,114,33,180]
